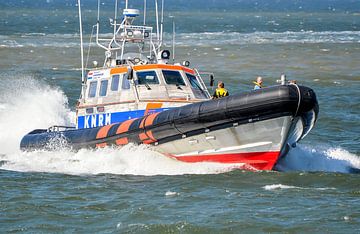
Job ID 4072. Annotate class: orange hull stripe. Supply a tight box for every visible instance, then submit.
[96,143,107,148]
[96,124,113,139]
[145,112,160,127]
[143,139,156,144]
[116,137,129,145]
[116,119,136,134]
[133,64,195,74]
[146,130,156,141]
[139,132,148,141]
[139,130,157,144]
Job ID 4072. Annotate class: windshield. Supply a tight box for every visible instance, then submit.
[162,70,186,86]
[186,73,202,90]
[136,71,159,85]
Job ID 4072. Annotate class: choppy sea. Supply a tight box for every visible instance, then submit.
[0,0,359,232]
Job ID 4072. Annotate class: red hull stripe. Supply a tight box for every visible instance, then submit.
[171,151,280,171]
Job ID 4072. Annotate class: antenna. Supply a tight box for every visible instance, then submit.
[77,0,85,86]
[114,0,118,35]
[155,0,160,49]
[160,0,164,43]
[172,21,175,63]
[143,0,147,25]
[96,0,100,47]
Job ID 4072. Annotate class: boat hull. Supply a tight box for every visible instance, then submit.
[158,115,293,170]
[20,85,318,171]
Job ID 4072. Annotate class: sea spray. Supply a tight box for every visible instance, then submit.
[0,75,74,154]
[275,144,360,173]
[0,144,244,176]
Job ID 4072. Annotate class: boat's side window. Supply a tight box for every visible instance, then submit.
[88,81,97,98]
[99,80,108,97]
[163,70,186,86]
[186,73,202,90]
[136,71,159,85]
[111,74,120,91]
[122,73,131,89]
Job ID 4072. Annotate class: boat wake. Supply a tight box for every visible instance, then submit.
[1,143,358,176]
[0,145,246,176]
[0,76,358,175]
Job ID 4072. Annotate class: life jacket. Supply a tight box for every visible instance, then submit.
[253,81,262,89]
[215,88,228,98]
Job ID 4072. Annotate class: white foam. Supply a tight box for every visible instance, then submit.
[0,144,244,176]
[275,144,360,173]
[0,76,74,154]
[175,31,360,46]
[263,184,336,191]
[165,191,179,196]
[263,184,299,190]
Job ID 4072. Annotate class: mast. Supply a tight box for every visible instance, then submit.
[172,21,175,63]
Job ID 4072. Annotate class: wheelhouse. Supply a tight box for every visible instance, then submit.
[76,64,210,129]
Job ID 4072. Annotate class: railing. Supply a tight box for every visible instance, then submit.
[47,126,76,132]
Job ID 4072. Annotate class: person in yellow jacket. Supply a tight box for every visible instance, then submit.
[212,81,229,99]
[253,76,263,90]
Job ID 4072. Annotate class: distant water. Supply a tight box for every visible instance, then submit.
[0,0,359,232]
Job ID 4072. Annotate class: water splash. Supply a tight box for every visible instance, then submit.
[0,75,74,154]
[0,145,243,176]
[275,144,360,173]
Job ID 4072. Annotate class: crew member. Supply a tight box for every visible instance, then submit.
[253,76,263,90]
[212,81,229,99]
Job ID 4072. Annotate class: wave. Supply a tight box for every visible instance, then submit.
[262,184,336,191]
[174,31,360,46]
[1,30,360,48]
[275,145,360,173]
[0,145,243,176]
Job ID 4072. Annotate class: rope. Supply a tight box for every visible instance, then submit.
[85,25,96,70]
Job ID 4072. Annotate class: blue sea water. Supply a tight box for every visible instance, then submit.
[0,0,359,232]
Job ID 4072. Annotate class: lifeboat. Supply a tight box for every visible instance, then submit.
[19,0,319,171]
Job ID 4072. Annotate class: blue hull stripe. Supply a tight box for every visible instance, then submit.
[77,108,169,129]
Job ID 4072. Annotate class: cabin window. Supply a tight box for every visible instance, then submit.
[136,71,159,85]
[88,81,97,98]
[186,73,202,90]
[122,73,131,89]
[111,74,120,91]
[163,70,186,86]
[99,80,108,97]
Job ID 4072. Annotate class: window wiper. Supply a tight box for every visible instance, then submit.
[144,82,151,90]
[139,79,151,90]
[176,84,183,90]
